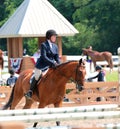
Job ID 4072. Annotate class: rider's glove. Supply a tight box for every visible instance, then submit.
[52,62,58,68]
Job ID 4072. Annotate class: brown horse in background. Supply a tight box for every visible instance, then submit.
[82,48,113,71]
[1,58,86,110]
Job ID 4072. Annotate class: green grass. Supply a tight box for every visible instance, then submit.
[106,71,118,82]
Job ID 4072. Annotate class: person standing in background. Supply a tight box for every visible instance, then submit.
[33,49,41,62]
[6,69,18,87]
[87,65,106,101]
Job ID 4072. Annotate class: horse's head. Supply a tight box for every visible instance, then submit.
[82,48,88,56]
[75,58,86,91]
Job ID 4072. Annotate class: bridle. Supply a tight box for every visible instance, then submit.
[75,62,86,91]
[55,61,79,79]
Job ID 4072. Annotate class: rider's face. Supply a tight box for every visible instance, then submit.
[50,35,57,43]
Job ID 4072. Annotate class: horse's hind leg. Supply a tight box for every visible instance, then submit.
[10,92,23,109]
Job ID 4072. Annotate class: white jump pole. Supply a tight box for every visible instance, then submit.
[0,110,120,123]
[0,104,118,117]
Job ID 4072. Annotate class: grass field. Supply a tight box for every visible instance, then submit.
[106,70,118,81]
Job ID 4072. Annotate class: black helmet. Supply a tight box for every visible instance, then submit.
[9,69,15,75]
[46,29,57,39]
[95,65,102,71]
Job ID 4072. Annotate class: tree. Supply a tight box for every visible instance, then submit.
[72,0,120,54]
[0,0,23,51]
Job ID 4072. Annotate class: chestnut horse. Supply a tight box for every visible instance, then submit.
[82,48,113,71]
[2,58,86,110]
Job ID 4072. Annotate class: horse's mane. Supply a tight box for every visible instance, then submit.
[45,60,78,76]
[56,60,78,68]
[83,49,99,54]
[41,60,78,81]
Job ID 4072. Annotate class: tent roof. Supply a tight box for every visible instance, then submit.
[0,0,79,38]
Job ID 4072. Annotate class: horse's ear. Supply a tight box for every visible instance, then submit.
[79,58,83,64]
[79,58,86,66]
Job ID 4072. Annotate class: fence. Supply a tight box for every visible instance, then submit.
[0,81,119,107]
[62,55,118,67]
[66,81,119,105]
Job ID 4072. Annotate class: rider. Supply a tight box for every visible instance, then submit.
[87,65,105,82]
[25,29,61,100]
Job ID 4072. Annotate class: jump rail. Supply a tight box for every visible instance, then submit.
[0,104,118,116]
[0,104,119,123]
[26,124,120,129]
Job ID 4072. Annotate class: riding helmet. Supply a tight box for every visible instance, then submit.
[95,65,102,71]
[9,69,15,75]
[46,29,57,39]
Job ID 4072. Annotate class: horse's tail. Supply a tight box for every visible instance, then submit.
[0,86,15,110]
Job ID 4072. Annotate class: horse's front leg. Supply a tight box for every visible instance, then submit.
[32,103,46,127]
[54,100,63,126]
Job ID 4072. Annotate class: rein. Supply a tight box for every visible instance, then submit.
[56,63,80,84]
[75,63,86,91]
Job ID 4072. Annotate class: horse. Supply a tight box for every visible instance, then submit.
[1,58,86,110]
[82,48,113,71]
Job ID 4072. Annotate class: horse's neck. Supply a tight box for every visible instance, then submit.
[46,62,77,83]
[57,62,77,81]
[87,50,99,55]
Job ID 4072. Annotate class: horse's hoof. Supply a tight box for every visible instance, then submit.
[63,97,69,102]
[56,121,60,126]
[33,122,38,127]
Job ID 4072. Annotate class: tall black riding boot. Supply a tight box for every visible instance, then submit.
[25,77,38,100]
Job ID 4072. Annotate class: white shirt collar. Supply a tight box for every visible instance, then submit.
[48,40,53,48]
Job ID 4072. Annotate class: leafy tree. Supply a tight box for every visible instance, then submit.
[0,0,23,51]
[72,0,120,54]
[49,0,75,24]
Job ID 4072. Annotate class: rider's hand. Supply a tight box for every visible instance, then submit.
[87,78,92,82]
[52,62,58,68]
